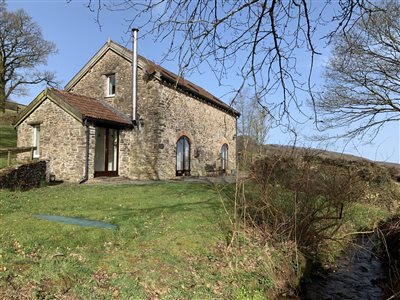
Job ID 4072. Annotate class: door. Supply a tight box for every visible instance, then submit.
[176,136,190,176]
[220,144,228,173]
[94,127,119,177]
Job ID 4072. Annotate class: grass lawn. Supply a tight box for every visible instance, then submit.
[0,124,17,169]
[0,182,275,299]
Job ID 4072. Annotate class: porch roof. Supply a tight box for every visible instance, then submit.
[14,88,132,128]
[51,89,132,126]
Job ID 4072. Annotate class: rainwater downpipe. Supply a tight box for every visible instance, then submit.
[132,28,139,126]
[79,118,90,184]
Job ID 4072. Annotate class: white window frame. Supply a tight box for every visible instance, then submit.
[32,125,40,158]
[106,74,116,97]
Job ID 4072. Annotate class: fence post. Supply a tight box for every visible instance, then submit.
[7,151,11,166]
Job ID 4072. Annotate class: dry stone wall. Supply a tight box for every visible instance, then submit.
[0,161,46,191]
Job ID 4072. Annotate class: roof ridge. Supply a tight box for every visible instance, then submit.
[65,39,239,117]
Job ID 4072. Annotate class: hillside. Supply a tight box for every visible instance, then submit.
[0,100,26,125]
[238,136,400,181]
[264,144,400,180]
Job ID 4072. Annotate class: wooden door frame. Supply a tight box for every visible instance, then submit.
[176,136,191,176]
[94,127,119,177]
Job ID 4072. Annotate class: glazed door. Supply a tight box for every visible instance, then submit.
[94,127,119,177]
[176,136,190,176]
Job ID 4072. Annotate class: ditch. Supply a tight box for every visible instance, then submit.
[300,234,385,300]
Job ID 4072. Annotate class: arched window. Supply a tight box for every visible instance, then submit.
[176,136,190,176]
[220,144,228,172]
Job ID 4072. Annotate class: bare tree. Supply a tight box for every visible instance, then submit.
[235,88,271,168]
[316,0,400,139]
[236,89,270,147]
[75,0,378,123]
[0,1,57,112]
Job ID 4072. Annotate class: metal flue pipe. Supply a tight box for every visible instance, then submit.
[132,28,139,124]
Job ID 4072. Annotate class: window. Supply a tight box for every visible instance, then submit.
[107,74,116,96]
[32,125,40,158]
[176,136,190,176]
[220,144,228,172]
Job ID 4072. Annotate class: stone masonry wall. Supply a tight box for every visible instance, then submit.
[68,50,163,179]
[69,49,133,117]
[66,47,237,180]
[156,82,237,178]
[17,99,86,182]
[118,68,166,179]
[118,68,237,179]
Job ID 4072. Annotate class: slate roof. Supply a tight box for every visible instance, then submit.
[140,56,239,116]
[50,89,132,126]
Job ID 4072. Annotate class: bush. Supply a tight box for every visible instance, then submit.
[379,216,400,298]
[237,153,395,256]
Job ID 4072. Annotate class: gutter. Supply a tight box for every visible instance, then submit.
[79,119,90,184]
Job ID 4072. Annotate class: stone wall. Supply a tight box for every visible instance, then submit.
[156,82,237,177]
[66,47,237,180]
[0,161,47,191]
[118,69,167,179]
[17,99,86,182]
[117,68,237,179]
[69,49,134,118]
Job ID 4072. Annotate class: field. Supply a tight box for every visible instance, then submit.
[1,102,20,169]
[0,101,397,299]
[0,182,284,299]
[0,124,17,169]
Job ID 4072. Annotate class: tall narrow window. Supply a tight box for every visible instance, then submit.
[32,125,40,158]
[107,74,116,96]
[176,136,190,176]
[220,144,228,172]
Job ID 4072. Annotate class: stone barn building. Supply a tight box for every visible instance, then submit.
[15,38,239,182]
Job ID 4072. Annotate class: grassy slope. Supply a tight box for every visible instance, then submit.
[0,124,17,169]
[0,182,265,299]
[0,173,394,299]
[1,103,19,169]
[0,125,17,148]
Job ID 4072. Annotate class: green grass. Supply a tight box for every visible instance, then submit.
[0,125,16,148]
[0,182,284,299]
[0,124,17,169]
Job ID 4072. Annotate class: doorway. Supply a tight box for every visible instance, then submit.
[94,127,119,177]
[176,135,190,176]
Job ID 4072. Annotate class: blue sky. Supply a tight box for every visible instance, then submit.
[5,0,400,163]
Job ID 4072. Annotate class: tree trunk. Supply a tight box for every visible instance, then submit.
[0,52,5,113]
[0,82,5,113]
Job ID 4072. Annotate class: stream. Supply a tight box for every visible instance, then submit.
[300,234,386,300]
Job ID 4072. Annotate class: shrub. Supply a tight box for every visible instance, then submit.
[237,153,395,256]
[379,216,400,298]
